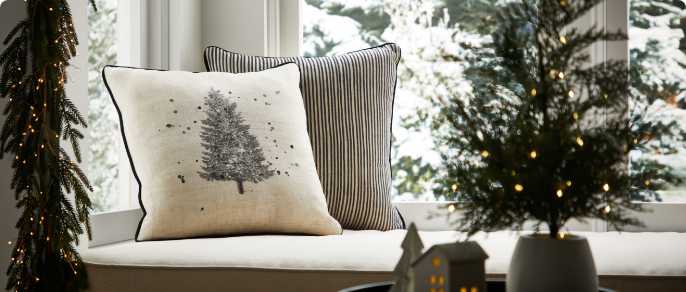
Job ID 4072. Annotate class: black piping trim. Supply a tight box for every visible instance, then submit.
[101,62,331,242]
[202,43,406,230]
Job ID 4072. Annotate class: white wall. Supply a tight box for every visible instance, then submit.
[0,0,30,286]
[201,0,267,57]
[170,0,203,72]
[68,0,89,253]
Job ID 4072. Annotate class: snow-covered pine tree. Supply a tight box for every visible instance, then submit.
[198,88,274,194]
[629,0,686,201]
[390,223,424,292]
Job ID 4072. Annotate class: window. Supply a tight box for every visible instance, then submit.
[303,0,500,201]
[88,0,120,213]
[629,0,686,202]
[82,1,686,246]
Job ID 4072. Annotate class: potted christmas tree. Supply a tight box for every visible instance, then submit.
[432,0,660,291]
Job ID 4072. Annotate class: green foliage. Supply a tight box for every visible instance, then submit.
[0,0,94,290]
[432,0,661,238]
[391,156,437,198]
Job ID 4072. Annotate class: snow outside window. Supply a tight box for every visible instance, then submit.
[304,0,686,203]
[88,0,120,212]
[303,0,503,202]
[630,0,686,202]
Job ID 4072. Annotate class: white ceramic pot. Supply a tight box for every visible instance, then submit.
[506,234,598,292]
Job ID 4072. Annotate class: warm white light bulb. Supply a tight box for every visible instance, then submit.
[603,184,610,192]
[605,205,611,213]
[515,184,523,192]
[556,190,563,197]
[576,137,584,146]
[448,205,455,213]
[530,151,537,158]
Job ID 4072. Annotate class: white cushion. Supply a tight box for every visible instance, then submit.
[103,64,342,241]
[83,231,686,292]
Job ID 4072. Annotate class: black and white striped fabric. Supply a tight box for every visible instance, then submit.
[204,44,405,231]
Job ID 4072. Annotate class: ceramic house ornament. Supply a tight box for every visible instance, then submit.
[412,241,488,292]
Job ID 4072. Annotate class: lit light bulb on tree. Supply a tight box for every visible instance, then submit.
[556,190,563,197]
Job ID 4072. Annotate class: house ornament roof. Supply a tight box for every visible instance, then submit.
[411,241,489,266]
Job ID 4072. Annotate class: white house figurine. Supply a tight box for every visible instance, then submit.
[412,241,489,292]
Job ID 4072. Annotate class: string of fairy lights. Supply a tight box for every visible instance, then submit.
[6,2,86,290]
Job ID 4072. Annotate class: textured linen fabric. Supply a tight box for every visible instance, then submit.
[103,64,342,241]
[83,230,686,292]
[204,44,404,231]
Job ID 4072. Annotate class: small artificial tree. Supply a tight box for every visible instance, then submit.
[389,223,424,292]
[0,0,97,290]
[432,0,661,238]
[198,88,274,194]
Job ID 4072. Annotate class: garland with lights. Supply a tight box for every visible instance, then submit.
[433,0,661,238]
[0,0,96,290]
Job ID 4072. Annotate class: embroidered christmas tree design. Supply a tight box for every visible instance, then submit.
[198,88,274,194]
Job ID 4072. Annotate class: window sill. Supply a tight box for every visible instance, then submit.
[88,201,686,248]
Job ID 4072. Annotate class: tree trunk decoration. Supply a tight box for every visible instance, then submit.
[198,88,274,194]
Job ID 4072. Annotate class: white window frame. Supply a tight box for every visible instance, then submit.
[88,0,686,248]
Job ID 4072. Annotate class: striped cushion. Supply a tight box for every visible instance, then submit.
[204,44,405,231]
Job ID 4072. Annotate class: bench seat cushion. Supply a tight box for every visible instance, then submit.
[83,231,686,292]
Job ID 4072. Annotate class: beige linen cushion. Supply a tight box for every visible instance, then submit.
[103,64,342,241]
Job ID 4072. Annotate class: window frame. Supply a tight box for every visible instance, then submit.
[88,0,686,248]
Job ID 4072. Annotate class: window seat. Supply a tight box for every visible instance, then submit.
[82,230,686,292]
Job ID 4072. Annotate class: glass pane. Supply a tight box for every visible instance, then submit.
[303,0,498,201]
[88,0,120,212]
[630,0,686,202]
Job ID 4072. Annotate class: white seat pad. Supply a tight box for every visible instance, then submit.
[83,230,686,278]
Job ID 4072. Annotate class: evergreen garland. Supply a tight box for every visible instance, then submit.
[1,0,96,290]
[433,0,662,238]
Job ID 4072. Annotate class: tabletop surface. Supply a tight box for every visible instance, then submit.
[339,280,616,292]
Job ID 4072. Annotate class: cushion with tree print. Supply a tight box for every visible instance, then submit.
[204,44,405,231]
[103,64,342,241]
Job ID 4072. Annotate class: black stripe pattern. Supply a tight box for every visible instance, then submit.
[204,44,404,230]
